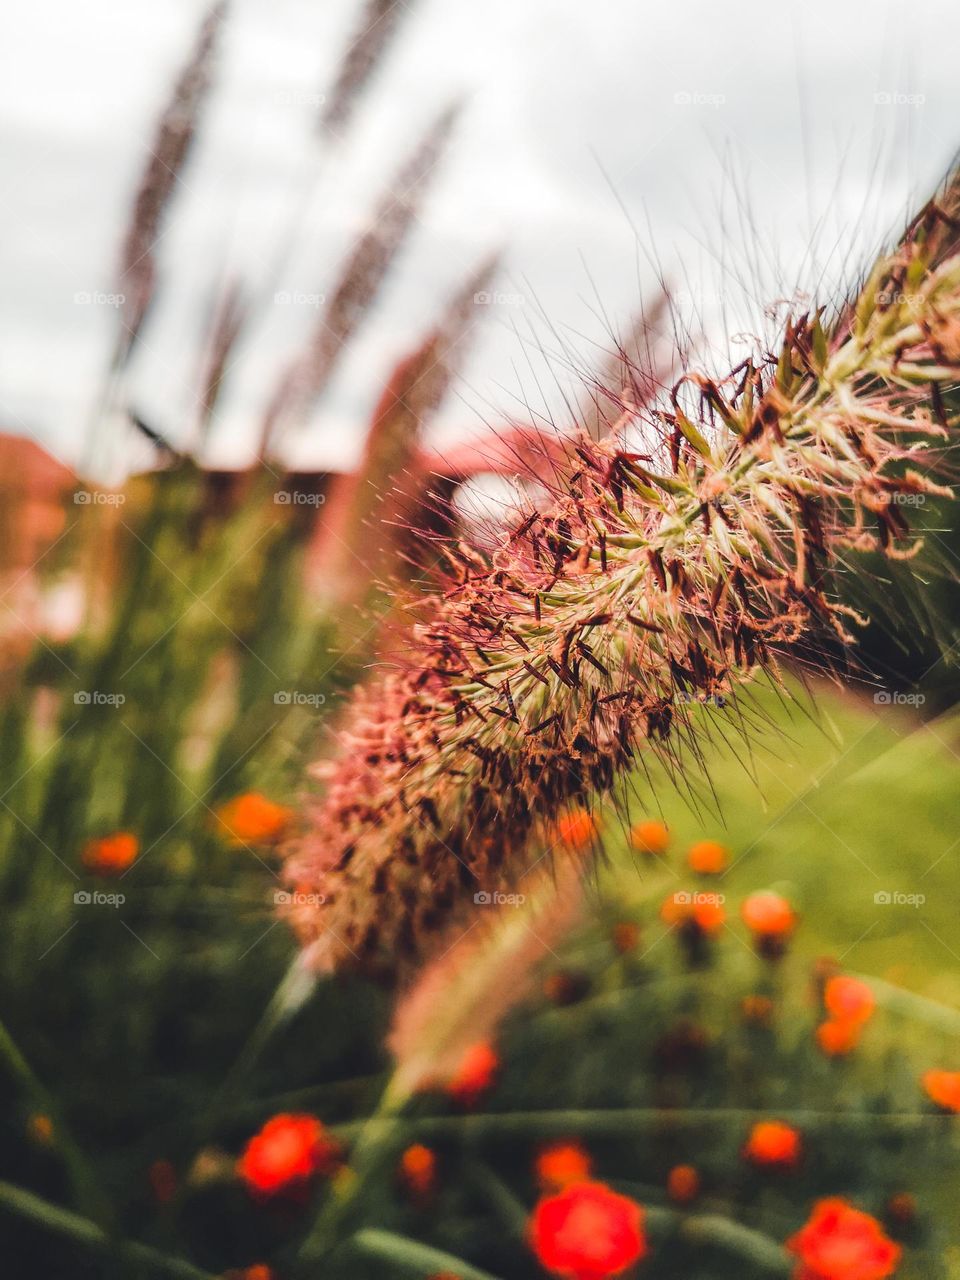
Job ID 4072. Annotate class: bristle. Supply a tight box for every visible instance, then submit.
[281,193,960,976]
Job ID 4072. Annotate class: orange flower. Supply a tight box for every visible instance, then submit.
[536,1142,592,1190]
[687,839,729,874]
[741,891,796,938]
[816,1019,862,1057]
[238,1114,339,1195]
[921,1069,960,1112]
[81,831,138,875]
[743,1120,801,1168]
[611,922,640,954]
[787,1198,901,1280]
[530,1180,647,1280]
[660,892,726,934]
[555,809,599,850]
[824,976,875,1026]
[216,792,292,845]
[666,1164,700,1204]
[399,1144,436,1198]
[446,1041,499,1106]
[630,820,669,855]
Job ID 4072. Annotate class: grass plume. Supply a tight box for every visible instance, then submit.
[283,186,960,974]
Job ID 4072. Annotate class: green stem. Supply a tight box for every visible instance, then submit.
[0,1181,215,1280]
[329,1105,955,1143]
[0,1014,112,1226]
[350,1227,504,1280]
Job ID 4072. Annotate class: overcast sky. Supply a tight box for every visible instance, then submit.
[3,0,960,478]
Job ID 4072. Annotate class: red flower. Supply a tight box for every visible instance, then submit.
[743,1120,801,1168]
[666,1164,700,1204]
[536,1142,592,1190]
[921,1069,960,1112]
[787,1198,901,1280]
[82,831,139,875]
[446,1041,499,1106]
[824,977,875,1026]
[238,1114,339,1195]
[399,1144,437,1198]
[530,1181,647,1280]
[216,792,292,845]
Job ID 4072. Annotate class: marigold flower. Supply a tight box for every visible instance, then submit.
[666,1164,700,1204]
[787,1197,901,1280]
[446,1041,499,1106]
[81,831,138,875]
[536,1142,592,1190]
[816,1019,862,1057]
[530,1180,647,1280]
[921,1069,960,1112]
[741,891,797,938]
[824,976,875,1026]
[743,1120,801,1168]
[687,839,729,874]
[630,820,669,855]
[216,792,292,845]
[399,1144,436,1198]
[555,809,599,850]
[238,1113,339,1195]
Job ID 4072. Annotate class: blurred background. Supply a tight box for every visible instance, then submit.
[4,0,960,479]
